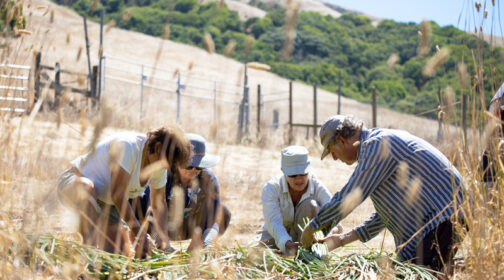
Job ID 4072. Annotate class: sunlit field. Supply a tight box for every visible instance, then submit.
[1,0,503,278]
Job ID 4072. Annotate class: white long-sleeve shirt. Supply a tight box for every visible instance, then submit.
[261,173,332,253]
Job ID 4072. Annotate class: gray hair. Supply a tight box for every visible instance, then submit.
[320,115,364,149]
[333,116,364,140]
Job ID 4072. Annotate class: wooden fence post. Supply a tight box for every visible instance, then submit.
[461,93,467,149]
[98,10,104,101]
[34,52,41,102]
[257,84,261,138]
[54,62,61,109]
[372,86,377,127]
[338,71,341,114]
[288,80,293,144]
[273,109,279,130]
[437,87,443,142]
[313,84,318,137]
[92,65,98,107]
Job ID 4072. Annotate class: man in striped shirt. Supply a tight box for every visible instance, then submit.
[300,115,464,273]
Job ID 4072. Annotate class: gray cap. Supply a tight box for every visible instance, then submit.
[187,133,220,168]
[281,146,311,176]
[319,115,346,160]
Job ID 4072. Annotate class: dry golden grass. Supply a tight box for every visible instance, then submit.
[0,0,503,278]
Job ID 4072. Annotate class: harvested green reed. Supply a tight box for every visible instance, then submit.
[32,235,437,279]
[297,217,328,261]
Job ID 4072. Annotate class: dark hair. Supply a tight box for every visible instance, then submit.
[336,116,364,140]
[146,125,191,172]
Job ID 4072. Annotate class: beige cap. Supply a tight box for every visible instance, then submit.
[319,115,346,160]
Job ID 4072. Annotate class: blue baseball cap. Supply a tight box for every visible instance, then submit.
[281,146,311,176]
[187,133,219,168]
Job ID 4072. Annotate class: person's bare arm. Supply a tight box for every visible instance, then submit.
[318,229,359,251]
[150,186,175,251]
[110,166,148,256]
[110,167,141,233]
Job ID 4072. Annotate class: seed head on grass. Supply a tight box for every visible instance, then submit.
[379,137,390,161]
[75,46,82,62]
[87,104,112,155]
[475,2,482,12]
[90,0,99,12]
[422,47,450,78]
[281,0,300,60]
[172,69,180,79]
[122,9,131,24]
[397,161,409,189]
[445,86,456,121]
[203,32,215,54]
[163,23,170,39]
[406,177,422,205]
[457,61,468,89]
[224,40,236,57]
[105,20,116,33]
[341,187,363,217]
[418,20,431,57]
[387,53,399,72]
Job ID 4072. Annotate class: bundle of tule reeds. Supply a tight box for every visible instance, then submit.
[30,235,439,279]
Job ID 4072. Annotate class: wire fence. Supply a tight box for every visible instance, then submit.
[101,55,244,124]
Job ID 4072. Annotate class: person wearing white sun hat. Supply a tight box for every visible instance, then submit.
[133,133,231,251]
[257,145,343,256]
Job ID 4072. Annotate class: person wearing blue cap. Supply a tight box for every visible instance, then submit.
[300,115,465,273]
[133,133,231,250]
[258,145,343,256]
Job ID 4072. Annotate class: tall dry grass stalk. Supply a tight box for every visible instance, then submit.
[281,0,300,60]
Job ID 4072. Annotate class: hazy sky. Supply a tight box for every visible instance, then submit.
[329,0,504,35]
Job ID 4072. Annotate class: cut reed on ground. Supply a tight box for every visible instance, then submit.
[28,235,438,279]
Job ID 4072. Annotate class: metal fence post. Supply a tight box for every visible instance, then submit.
[288,80,293,144]
[213,80,217,122]
[372,86,377,127]
[97,10,104,103]
[257,84,261,137]
[140,64,145,122]
[461,93,467,149]
[102,56,106,93]
[273,109,279,130]
[176,72,181,124]
[437,86,443,142]
[313,84,318,137]
[338,71,341,114]
[244,73,250,136]
[237,64,247,142]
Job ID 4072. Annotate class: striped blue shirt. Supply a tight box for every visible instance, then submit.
[310,128,463,260]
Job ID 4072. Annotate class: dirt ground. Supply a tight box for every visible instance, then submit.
[4,116,395,255]
[3,0,471,257]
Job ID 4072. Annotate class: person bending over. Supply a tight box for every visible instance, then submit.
[301,115,465,274]
[133,133,231,250]
[57,126,191,258]
[258,145,342,256]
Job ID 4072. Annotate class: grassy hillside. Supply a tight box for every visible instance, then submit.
[54,0,503,121]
